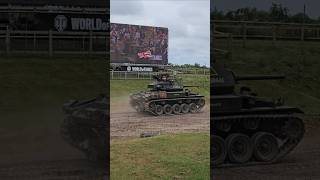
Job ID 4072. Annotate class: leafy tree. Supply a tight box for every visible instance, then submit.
[211,3,319,24]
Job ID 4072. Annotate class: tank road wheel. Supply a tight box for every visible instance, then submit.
[252,132,279,162]
[212,135,227,166]
[226,133,253,164]
[181,103,190,114]
[189,103,198,113]
[155,105,164,116]
[216,121,232,132]
[163,104,173,115]
[172,104,181,114]
[198,99,205,107]
[243,119,260,130]
[283,117,305,139]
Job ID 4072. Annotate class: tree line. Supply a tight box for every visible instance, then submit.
[212,3,320,24]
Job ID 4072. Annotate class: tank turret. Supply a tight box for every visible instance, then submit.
[212,60,285,95]
[211,60,305,167]
[130,73,205,116]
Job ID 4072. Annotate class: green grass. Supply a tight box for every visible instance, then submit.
[216,39,320,114]
[110,80,150,98]
[0,56,107,128]
[111,133,210,180]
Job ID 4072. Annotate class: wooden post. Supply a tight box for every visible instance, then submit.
[301,26,305,41]
[227,33,233,60]
[89,31,93,55]
[242,22,247,48]
[33,32,36,51]
[272,25,277,44]
[49,30,53,57]
[5,28,10,55]
[82,35,85,50]
[106,34,109,56]
[212,23,216,43]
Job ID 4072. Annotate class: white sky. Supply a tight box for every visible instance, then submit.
[111,0,210,66]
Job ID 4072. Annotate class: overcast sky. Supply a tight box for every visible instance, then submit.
[212,0,320,18]
[111,0,210,66]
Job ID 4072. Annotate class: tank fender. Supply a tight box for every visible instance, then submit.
[288,107,304,114]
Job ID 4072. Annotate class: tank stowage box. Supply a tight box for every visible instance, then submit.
[130,74,205,116]
[211,60,305,167]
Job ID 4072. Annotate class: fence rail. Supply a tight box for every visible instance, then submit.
[173,68,210,75]
[110,71,210,80]
[0,29,109,56]
[212,20,320,43]
[110,71,173,80]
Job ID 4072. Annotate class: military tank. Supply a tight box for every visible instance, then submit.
[211,60,305,167]
[130,74,206,116]
[61,94,108,163]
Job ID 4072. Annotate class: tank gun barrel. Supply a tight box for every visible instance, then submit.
[235,75,285,81]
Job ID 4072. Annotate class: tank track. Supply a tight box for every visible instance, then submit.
[212,114,305,168]
[133,97,205,116]
[61,95,108,163]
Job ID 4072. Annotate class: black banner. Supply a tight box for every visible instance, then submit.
[0,12,108,31]
[37,13,109,32]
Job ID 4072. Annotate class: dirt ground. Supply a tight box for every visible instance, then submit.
[1,101,319,179]
[0,129,107,180]
[212,118,320,180]
[0,108,108,180]
[110,100,210,138]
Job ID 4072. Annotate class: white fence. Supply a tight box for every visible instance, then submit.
[0,29,109,56]
[110,71,172,80]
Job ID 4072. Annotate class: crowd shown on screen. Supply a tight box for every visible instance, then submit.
[110,23,168,60]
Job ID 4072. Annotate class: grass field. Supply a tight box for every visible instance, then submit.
[216,39,320,114]
[0,56,107,128]
[111,133,210,180]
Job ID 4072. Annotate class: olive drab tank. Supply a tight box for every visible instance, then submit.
[130,74,206,116]
[61,95,108,163]
[211,60,305,167]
